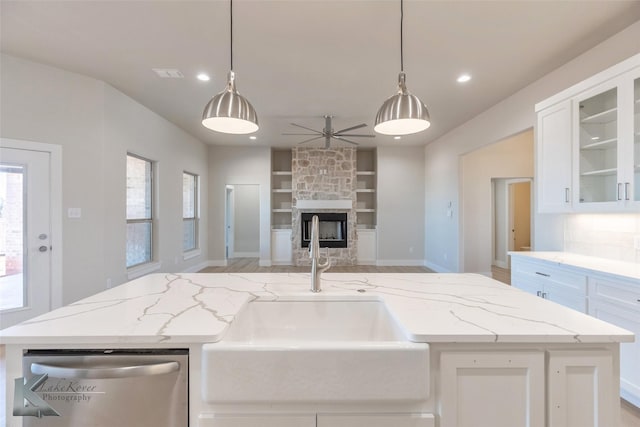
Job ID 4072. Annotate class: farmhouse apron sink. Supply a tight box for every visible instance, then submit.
[202,299,429,403]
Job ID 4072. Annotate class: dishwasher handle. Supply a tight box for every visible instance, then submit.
[31,360,180,379]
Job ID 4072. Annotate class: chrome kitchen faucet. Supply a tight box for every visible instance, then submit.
[309,215,331,292]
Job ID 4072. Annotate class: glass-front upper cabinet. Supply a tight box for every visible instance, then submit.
[576,85,619,204]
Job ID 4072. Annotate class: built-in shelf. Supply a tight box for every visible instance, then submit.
[356,189,375,193]
[581,168,617,177]
[356,171,375,176]
[581,138,617,150]
[272,171,292,176]
[272,189,292,193]
[272,208,292,213]
[356,208,375,213]
[581,107,617,124]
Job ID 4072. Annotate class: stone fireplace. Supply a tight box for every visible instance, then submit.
[291,147,357,266]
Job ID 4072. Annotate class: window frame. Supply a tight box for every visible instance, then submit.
[182,171,199,253]
[126,153,154,269]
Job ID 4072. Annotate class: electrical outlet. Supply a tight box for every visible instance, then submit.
[634,235,640,250]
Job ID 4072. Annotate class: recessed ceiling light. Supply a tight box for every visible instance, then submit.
[457,74,471,83]
[249,136,257,140]
[394,136,402,140]
[197,73,210,82]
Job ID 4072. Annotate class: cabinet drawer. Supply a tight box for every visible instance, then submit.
[588,274,640,311]
[511,259,586,292]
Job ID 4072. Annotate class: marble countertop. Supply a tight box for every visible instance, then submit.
[509,251,640,281]
[0,273,633,346]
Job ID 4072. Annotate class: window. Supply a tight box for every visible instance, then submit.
[183,172,198,252]
[126,154,153,268]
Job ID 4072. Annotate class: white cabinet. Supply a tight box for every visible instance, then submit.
[536,100,573,212]
[199,414,315,427]
[271,229,292,265]
[547,350,616,427]
[439,351,545,427]
[510,257,587,312]
[588,274,640,407]
[317,413,434,427]
[356,229,376,265]
[535,53,640,212]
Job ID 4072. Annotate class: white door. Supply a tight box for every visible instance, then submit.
[0,147,52,328]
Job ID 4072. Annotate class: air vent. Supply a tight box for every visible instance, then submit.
[152,68,184,78]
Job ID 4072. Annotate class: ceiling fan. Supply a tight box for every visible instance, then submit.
[283,115,376,149]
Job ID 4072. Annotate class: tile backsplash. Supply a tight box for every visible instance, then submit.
[564,214,640,263]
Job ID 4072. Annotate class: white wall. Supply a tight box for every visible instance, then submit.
[208,146,271,265]
[0,53,209,304]
[460,130,533,274]
[424,21,640,273]
[232,185,260,255]
[377,146,425,265]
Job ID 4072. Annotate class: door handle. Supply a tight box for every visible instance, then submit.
[625,182,630,201]
[31,360,179,379]
[535,272,550,277]
[565,187,570,203]
[617,183,623,201]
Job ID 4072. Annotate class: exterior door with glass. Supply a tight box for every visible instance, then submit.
[0,146,51,328]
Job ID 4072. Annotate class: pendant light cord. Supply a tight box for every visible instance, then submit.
[400,0,404,72]
[230,0,234,71]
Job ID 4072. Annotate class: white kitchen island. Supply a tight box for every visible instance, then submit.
[1,272,634,427]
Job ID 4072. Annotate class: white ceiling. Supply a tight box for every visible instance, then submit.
[2,1,640,148]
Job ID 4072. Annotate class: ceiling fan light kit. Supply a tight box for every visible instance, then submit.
[374,0,431,136]
[202,0,258,135]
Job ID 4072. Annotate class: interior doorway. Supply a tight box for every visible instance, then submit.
[225,184,260,261]
[492,178,532,271]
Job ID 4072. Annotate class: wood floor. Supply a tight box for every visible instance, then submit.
[199,258,640,423]
[199,257,434,274]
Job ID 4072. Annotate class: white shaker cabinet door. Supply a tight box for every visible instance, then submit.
[536,100,573,213]
[439,351,545,427]
[199,414,315,427]
[317,413,435,427]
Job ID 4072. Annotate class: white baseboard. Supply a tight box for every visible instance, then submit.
[424,260,453,273]
[182,260,211,273]
[376,259,427,267]
[271,261,293,266]
[231,252,260,258]
[357,260,377,266]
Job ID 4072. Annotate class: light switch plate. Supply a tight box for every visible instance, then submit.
[67,207,81,218]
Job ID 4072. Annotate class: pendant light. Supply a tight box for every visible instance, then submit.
[374,0,430,135]
[202,0,258,134]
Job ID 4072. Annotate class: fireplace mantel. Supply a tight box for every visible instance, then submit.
[296,200,353,210]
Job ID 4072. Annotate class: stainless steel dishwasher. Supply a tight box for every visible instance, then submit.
[18,349,188,426]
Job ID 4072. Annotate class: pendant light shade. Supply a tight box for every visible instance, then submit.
[374,0,430,136]
[202,0,258,134]
[374,72,430,135]
[202,71,258,134]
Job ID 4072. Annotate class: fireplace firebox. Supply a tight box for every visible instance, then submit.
[301,212,348,248]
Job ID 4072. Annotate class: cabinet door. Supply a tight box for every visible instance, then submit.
[317,413,434,427]
[199,414,315,427]
[439,352,545,427]
[629,72,640,204]
[573,80,623,208]
[356,229,376,265]
[271,229,292,265]
[547,350,615,427]
[536,100,573,212]
[588,275,640,407]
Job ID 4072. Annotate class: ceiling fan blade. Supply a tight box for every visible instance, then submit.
[334,133,376,138]
[282,133,319,136]
[333,136,359,146]
[298,136,324,145]
[290,123,323,134]
[334,123,367,134]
